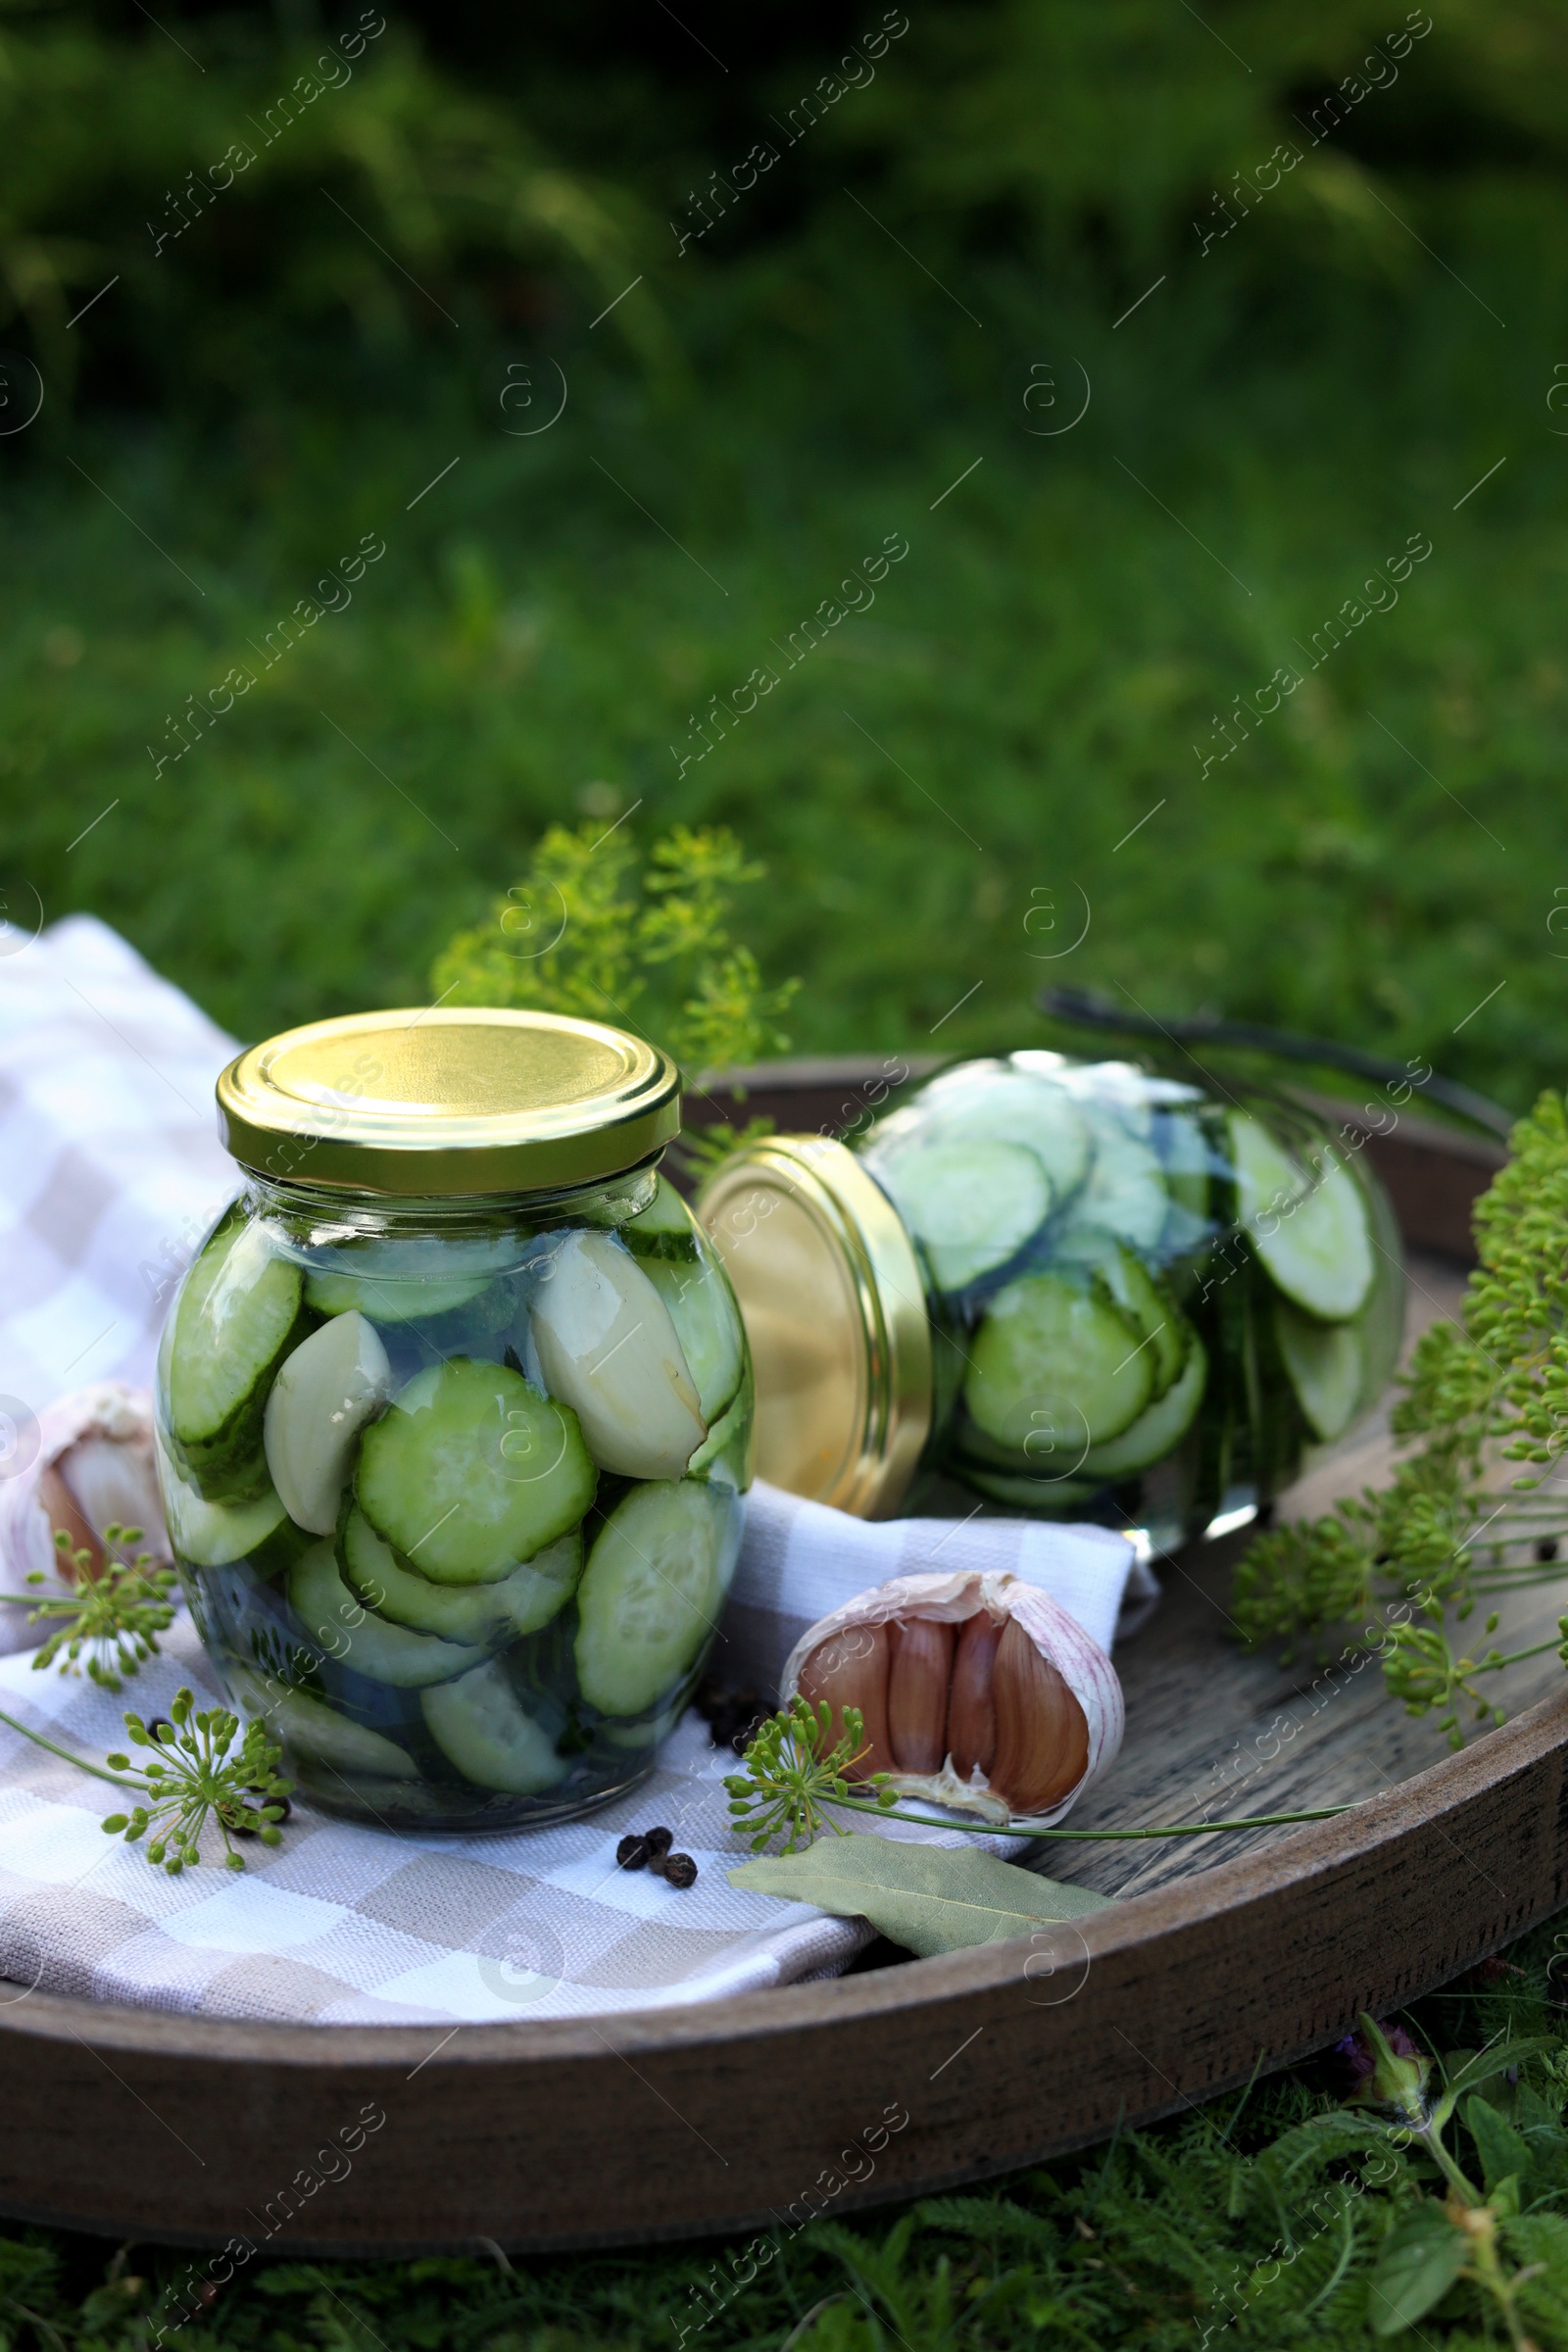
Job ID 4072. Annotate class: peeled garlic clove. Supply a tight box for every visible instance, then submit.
[947,1611,1002,1781]
[989,1615,1090,1814]
[782,1566,1122,1827]
[263,1309,394,1536]
[888,1619,955,1773]
[529,1229,706,1480]
[796,1621,891,1778]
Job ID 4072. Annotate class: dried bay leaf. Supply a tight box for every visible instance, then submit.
[727,1832,1112,1957]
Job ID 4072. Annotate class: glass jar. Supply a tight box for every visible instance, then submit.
[154,1008,752,1831]
[698,1050,1401,1551]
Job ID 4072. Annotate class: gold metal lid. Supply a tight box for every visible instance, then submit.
[698,1136,931,1519]
[218,1008,681,1195]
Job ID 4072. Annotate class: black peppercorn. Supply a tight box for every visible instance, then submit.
[659,1851,698,1889]
[643,1824,673,1858]
[616,1833,651,1870]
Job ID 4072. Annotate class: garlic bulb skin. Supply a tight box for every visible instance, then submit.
[781,1567,1123,1829]
[0,1384,171,1657]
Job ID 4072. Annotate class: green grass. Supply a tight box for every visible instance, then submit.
[6,1921,1568,2349]
[6,301,1567,1107]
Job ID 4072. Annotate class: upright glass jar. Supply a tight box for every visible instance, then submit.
[698,1050,1401,1550]
[154,1008,752,1831]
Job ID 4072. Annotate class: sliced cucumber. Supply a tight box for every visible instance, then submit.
[357,1356,596,1584]
[875,1137,1052,1294]
[687,1358,754,1490]
[574,1479,737,1717]
[341,1506,580,1642]
[304,1235,523,1324]
[155,1431,288,1569]
[621,1173,701,1263]
[1071,1114,1169,1251]
[1230,1113,1374,1321]
[529,1229,707,1480]
[263,1309,394,1536]
[422,1659,568,1793]
[168,1213,304,1466]
[1274,1300,1365,1441]
[226,1666,419,1781]
[1081,1334,1208,1478]
[643,1251,747,1421]
[960,1469,1101,1509]
[290,1542,487,1687]
[964,1269,1153,1455]
[1055,1231,1187,1400]
[892,1070,1092,1199]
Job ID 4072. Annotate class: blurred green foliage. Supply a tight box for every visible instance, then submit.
[432,820,798,1070]
[0,0,1565,1096]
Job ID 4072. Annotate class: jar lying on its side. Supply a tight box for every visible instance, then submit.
[155,1009,753,1831]
[698,1050,1401,1550]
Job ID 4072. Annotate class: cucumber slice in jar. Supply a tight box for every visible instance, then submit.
[357,1357,597,1584]
[529,1229,707,1480]
[1080,1335,1209,1478]
[155,1431,288,1568]
[226,1667,420,1781]
[1054,1232,1187,1400]
[303,1235,527,1325]
[961,1469,1102,1509]
[964,1269,1154,1456]
[574,1480,738,1717]
[341,1506,581,1642]
[1070,1115,1169,1252]
[262,1310,394,1536]
[168,1213,304,1470]
[873,1137,1053,1294]
[621,1173,701,1263]
[642,1251,747,1421]
[1274,1300,1366,1441]
[1229,1113,1374,1321]
[290,1542,488,1686]
[875,1069,1092,1200]
[422,1659,569,1794]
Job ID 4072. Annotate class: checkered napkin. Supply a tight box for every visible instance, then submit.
[0,918,1149,2023]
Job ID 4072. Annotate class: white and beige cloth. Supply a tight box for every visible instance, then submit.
[0,918,1151,2023]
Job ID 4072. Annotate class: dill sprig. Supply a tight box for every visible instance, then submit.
[101,1690,291,1873]
[0,1523,178,1690]
[1235,1088,1568,1743]
[0,1686,291,1873]
[723,1695,1349,1853]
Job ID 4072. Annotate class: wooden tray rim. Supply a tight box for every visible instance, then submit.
[6,1680,1563,2074]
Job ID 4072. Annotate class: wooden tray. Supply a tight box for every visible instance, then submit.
[3,1063,1557,2259]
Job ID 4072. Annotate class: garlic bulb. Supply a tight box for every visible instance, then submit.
[0,1384,171,1656]
[782,1567,1123,1828]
